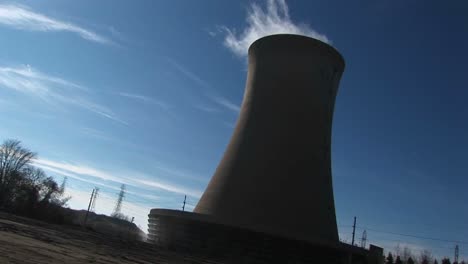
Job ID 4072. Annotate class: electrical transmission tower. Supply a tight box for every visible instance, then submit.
[112,184,126,217]
[182,195,187,211]
[360,230,367,248]
[90,187,99,212]
[455,245,459,263]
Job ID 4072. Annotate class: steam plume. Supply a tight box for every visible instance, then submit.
[223,0,330,57]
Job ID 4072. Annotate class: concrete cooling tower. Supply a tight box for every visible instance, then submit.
[195,34,344,244]
[147,34,383,263]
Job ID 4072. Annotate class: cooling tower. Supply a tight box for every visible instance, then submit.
[194,34,345,244]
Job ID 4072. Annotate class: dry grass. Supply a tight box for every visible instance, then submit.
[0,212,223,264]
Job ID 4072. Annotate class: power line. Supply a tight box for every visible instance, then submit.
[368,236,456,251]
[121,205,151,215]
[124,193,191,207]
[340,225,468,245]
[361,227,468,245]
[121,204,152,213]
[121,210,147,217]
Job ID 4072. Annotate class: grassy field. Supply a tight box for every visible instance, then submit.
[0,212,222,264]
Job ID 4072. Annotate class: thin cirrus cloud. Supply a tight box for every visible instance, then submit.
[37,161,161,204]
[193,104,220,113]
[33,158,203,198]
[117,92,171,110]
[220,0,330,57]
[0,64,127,125]
[35,162,122,192]
[166,57,240,114]
[166,57,211,90]
[80,127,114,142]
[37,161,161,208]
[0,4,111,44]
[210,95,240,113]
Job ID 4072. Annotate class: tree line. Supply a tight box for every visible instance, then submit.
[0,139,70,223]
[385,248,465,264]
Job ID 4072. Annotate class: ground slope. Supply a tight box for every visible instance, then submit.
[0,212,222,264]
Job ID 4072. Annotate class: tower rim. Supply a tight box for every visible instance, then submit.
[248,34,345,70]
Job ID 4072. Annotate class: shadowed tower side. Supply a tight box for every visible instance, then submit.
[194,34,345,244]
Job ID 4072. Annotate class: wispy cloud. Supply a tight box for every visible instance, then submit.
[40,161,162,204]
[151,162,206,183]
[0,4,111,44]
[166,58,211,90]
[193,104,220,113]
[221,0,330,57]
[80,127,114,141]
[0,64,126,125]
[34,158,129,184]
[133,179,202,199]
[34,158,203,198]
[210,95,240,113]
[117,92,171,110]
[222,121,236,129]
[166,58,241,114]
[36,163,122,191]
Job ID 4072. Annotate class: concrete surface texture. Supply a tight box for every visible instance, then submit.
[147,209,367,264]
[195,34,345,244]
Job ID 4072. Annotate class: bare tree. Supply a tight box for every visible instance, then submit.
[420,249,434,264]
[9,166,44,207]
[0,138,73,225]
[22,166,47,186]
[386,252,394,264]
[52,177,71,207]
[442,258,451,264]
[0,139,36,206]
[402,247,413,264]
[0,139,36,177]
[39,177,59,203]
[395,244,402,259]
[395,256,403,264]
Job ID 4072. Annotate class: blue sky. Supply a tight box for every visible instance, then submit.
[0,0,467,260]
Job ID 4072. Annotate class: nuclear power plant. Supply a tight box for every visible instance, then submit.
[148,34,382,263]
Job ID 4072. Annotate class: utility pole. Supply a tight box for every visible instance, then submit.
[84,188,95,226]
[455,245,459,263]
[351,216,356,246]
[182,195,187,211]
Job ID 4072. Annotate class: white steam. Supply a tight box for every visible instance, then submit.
[223,0,330,57]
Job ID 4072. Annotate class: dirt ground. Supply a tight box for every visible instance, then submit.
[0,212,220,264]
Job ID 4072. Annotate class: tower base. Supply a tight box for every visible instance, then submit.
[148,209,382,264]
